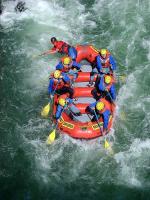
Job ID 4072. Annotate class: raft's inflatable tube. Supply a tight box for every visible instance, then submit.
[52,72,115,139]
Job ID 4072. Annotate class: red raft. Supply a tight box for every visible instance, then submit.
[52,72,115,139]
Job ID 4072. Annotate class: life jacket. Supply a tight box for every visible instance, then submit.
[104,75,115,90]
[53,41,70,54]
[96,98,111,114]
[99,50,110,74]
[51,73,70,90]
[75,45,99,63]
[53,78,64,90]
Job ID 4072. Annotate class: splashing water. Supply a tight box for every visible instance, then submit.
[0,0,150,199]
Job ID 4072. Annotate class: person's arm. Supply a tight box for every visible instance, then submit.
[109,55,117,71]
[72,61,81,70]
[96,55,102,73]
[102,110,110,131]
[87,102,97,114]
[66,98,73,104]
[110,85,116,101]
[55,105,63,120]
[98,76,105,91]
[62,73,71,84]
[40,46,59,56]
[48,79,54,95]
[56,62,63,70]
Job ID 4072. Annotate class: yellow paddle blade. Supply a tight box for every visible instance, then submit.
[104,139,110,149]
[120,111,126,120]
[41,103,50,117]
[46,129,56,144]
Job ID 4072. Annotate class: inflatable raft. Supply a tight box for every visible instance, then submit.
[52,72,115,139]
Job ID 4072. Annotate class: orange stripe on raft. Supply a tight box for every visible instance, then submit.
[89,46,99,53]
[73,87,93,97]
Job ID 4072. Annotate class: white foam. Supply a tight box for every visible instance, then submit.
[115,138,150,187]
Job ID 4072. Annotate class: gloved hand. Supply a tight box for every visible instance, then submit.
[50,94,53,99]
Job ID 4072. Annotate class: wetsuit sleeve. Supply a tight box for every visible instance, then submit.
[62,73,71,83]
[109,55,117,71]
[66,98,73,104]
[98,76,105,91]
[55,105,63,120]
[72,61,81,70]
[68,47,77,60]
[48,79,54,95]
[88,102,97,114]
[103,110,110,129]
[96,55,102,73]
[56,62,63,70]
[110,84,116,101]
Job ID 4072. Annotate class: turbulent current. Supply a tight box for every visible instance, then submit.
[0,0,150,199]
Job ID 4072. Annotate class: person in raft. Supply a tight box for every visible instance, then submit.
[55,56,81,86]
[48,70,74,99]
[97,49,117,75]
[41,37,77,60]
[86,98,111,134]
[87,48,117,87]
[91,74,116,102]
[55,95,81,121]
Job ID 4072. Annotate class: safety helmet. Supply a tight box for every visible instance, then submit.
[62,56,72,65]
[104,75,111,84]
[100,49,107,56]
[51,37,57,43]
[54,70,61,79]
[58,98,66,107]
[96,101,105,111]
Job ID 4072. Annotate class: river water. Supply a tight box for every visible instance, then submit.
[0,0,150,199]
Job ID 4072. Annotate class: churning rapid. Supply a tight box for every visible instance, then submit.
[0,0,150,199]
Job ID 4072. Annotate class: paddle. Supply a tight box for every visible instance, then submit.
[41,97,53,117]
[46,105,67,144]
[41,79,61,117]
[93,109,110,149]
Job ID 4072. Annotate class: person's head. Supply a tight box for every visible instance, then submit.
[96,101,105,111]
[104,75,112,84]
[100,49,107,58]
[62,56,72,66]
[51,37,57,44]
[58,98,66,107]
[53,70,61,79]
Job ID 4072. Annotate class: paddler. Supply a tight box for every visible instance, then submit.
[86,98,111,134]
[42,37,77,60]
[55,56,81,86]
[55,95,81,121]
[91,74,116,102]
[48,70,74,99]
[97,49,117,75]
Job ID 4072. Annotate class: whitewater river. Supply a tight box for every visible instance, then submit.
[0,0,150,199]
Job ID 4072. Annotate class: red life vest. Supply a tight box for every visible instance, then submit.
[53,78,64,90]
[53,41,70,54]
[96,98,111,114]
[50,73,70,90]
